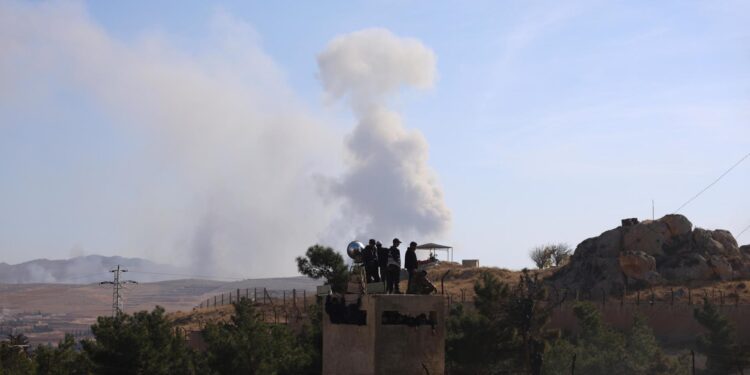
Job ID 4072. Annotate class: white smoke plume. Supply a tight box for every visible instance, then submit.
[317,28,451,240]
[0,2,451,277]
[0,1,339,277]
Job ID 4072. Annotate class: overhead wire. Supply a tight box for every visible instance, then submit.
[673,151,750,214]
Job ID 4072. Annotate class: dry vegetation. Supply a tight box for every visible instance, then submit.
[167,262,750,331]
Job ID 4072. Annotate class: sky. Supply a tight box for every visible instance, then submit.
[1,0,749,278]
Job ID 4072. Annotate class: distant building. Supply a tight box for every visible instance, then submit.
[462,259,479,268]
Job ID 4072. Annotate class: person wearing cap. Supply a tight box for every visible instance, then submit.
[363,239,379,283]
[405,241,418,293]
[386,238,402,294]
[376,241,388,284]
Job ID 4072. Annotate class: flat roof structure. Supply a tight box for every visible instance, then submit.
[322,294,446,375]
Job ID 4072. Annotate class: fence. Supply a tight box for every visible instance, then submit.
[442,285,750,346]
[193,288,316,324]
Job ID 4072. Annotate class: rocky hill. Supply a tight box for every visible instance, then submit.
[549,214,750,294]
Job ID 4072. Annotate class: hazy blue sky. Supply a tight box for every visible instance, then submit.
[1,1,748,277]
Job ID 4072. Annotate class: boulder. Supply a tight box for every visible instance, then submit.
[660,214,693,237]
[708,255,734,281]
[623,220,670,256]
[658,254,714,282]
[596,228,623,258]
[550,216,750,295]
[618,251,656,281]
[711,230,739,255]
[571,227,622,259]
[693,228,726,256]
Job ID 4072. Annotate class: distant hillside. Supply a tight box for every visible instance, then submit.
[0,255,192,283]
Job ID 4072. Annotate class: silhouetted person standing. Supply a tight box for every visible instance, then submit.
[363,239,379,283]
[387,238,402,294]
[376,241,388,283]
[405,241,418,293]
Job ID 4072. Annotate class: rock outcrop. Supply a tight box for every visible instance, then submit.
[549,215,750,294]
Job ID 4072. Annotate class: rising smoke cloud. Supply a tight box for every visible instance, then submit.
[0,1,339,277]
[0,2,451,278]
[317,28,451,240]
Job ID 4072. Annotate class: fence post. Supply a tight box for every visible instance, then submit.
[283,290,286,306]
[254,288,257,302]
[274,308,278,324]
[245,288,248,299]
[214,296,217,307]
[691,350,695,375]
[263,288,267,304]
[293,289,297,308]
[303,290,307,311]
[571,353,576,375]
[221,293,224,306]
[237,288,240,302]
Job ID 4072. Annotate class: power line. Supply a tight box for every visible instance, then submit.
[99,265,137,316]
[674,151,750,214]
[738,223,750,239]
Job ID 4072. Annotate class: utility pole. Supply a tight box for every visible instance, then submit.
[100,265,137,317]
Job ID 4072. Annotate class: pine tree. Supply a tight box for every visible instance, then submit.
[694,298,750,374]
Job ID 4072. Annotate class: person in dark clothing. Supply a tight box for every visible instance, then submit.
[363,239,379,283]
[376,241,388,284]
[386,238,402,294]
[405,241,418,293]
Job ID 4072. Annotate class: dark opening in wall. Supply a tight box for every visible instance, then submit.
[381,311,437,328]
[325,295,367,325]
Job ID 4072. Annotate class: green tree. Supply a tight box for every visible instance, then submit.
[694,298,750,374]
[296,303,322,374]
[447,270,557,374]
[446,304,503,375]
[296,245,348,293]
[543,302,686,375]
[201,298,311,374]
[0,334,34,375]
[83,307,204,375]
[34,334,91,375]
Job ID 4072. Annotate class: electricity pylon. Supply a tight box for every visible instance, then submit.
[100,264,137,316]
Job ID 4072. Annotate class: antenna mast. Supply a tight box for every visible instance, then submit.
[100,265,137,316]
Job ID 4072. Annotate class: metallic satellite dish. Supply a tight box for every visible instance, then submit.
[346,241,365,264]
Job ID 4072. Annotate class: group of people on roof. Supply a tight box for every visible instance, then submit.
[361,238,420,294]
